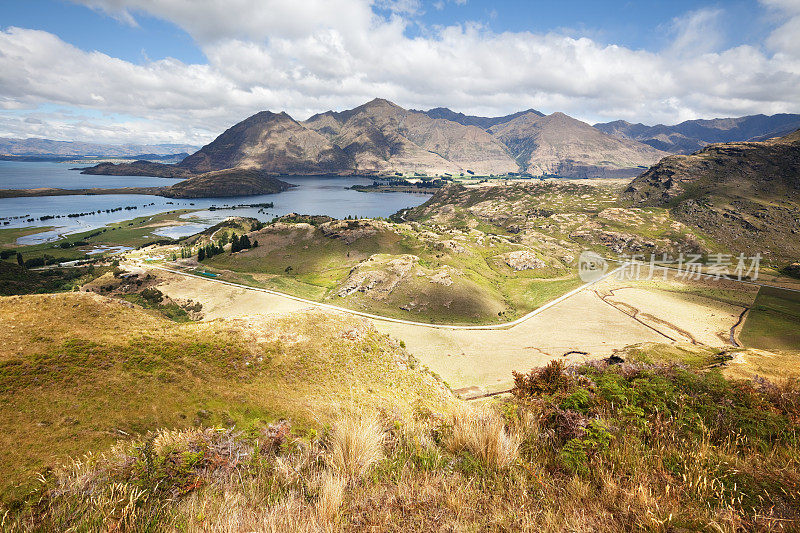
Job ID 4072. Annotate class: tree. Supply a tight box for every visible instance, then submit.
[16,252,24,267]
[239,234,251,249]
[198,248,206,261]
[252,240,259,248]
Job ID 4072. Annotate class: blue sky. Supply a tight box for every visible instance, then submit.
[0,0,798,144]
[0,0,771,63]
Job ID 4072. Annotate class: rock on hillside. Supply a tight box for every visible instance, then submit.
[626,129,800,260]
[488,112,668,178]
[178,111,354,174]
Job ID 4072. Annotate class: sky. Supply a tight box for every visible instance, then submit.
[0,0,799,145]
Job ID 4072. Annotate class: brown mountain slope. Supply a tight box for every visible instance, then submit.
[178,111,353,174]
[305,98,518,175]
[488,112,669,178]
[626,129,800,261]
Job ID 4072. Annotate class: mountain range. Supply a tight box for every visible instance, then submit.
[155,98,667,178]
[35,100,800,180]
[595,113,800,154]
[0,138,200,157]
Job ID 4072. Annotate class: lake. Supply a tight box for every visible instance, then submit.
[0,161,430,245]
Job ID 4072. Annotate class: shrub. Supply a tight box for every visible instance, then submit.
[512,359,573,397]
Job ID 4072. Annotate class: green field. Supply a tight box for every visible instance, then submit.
[196,218,579,324]
[740,286,800,350]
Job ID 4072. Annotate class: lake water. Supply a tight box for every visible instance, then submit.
[0,161,430,245]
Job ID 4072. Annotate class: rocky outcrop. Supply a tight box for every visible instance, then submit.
[501,250,546,271]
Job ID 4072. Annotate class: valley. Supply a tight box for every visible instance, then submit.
[1,107,799,532]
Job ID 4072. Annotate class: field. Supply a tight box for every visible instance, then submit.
[1,179,799,531]
[740,286,800,350]
[4,329,799,531]
[147,264,766,397]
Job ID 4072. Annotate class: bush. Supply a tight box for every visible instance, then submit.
[512,359,573,397]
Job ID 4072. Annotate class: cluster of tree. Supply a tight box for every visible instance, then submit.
[197,242,224,262]
[14,253,62,268]
[230,234,257,253]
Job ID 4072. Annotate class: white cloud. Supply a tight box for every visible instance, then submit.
[0,0,799,144]
[667,8,725,57]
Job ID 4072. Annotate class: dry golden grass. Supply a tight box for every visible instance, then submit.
[316,473,347,526]
[329,414,385,478]
[0,292,453,501]
[446,404,520,469]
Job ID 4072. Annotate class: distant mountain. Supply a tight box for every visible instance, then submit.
[74,99,679,180]
[178,111,352,175]
[595,114,800,154]
[304,98,517,175]
[0,137,200,157]
[412,107,544,129]
[626,129,800,260]
[488,112,668,178]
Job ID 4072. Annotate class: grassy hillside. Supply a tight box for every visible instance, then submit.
[4,343,799,531]
[406,180,717,259]
[625,129,800,262]
[0,292,452,502]
[191,216,580,324]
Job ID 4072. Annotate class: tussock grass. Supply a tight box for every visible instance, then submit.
[4,358,800,532]
[446,404,520,469]
[316,473,347,525]
[2,294,800,531]
[329,414,385,478]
